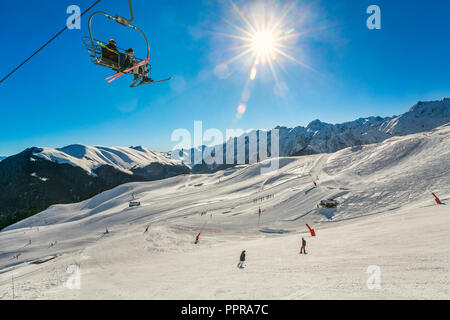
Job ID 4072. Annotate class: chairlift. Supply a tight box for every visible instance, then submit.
[129,192,141,208]
[82,0,170,87]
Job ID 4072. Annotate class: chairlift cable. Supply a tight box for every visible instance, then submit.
[0,0,102,84]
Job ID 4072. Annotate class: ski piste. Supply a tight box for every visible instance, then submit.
[130,77,172,88]
[106,57,151,83]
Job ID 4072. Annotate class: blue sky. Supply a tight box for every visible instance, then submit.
[1,0,449,156]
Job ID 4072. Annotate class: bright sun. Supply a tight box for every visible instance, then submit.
[213,1,316,118]
[217,1,310,79]
[251,30,276,62]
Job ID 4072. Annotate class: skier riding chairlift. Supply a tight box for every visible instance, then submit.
[82,0,170,87]
[124,48,153,86]
[102,39,119,63]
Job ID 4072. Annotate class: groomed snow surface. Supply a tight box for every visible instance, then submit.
[0,125,449,300]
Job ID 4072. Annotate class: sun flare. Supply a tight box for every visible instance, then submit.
[212,1,317,119]
[216,1,312,81]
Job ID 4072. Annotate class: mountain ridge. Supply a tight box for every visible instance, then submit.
[177,98,449,168]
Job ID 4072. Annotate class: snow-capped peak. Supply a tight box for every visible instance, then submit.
[306,119,328,132]
[275,98,450,156]
[382,98,450,136]
[34,144,177,175]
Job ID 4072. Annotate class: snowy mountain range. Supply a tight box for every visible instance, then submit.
[183,98,450,166]
[0,98,449,230]
[276,98,450,156]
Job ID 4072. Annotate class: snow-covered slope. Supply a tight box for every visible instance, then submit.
[0,124,448,299]
[34,145,179,175]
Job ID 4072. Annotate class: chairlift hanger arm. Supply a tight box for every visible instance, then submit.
[115,0,135,26]
[87,5,150,59]
[91,0,135,26]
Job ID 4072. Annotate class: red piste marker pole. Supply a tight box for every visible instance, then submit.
[306,224,316,237]
[432,193,442,205]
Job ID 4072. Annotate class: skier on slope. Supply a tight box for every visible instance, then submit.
[300,238,307,254]
[237,250,246,269]
[195,233,201,244]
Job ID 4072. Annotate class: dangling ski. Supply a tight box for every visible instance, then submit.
[106,57,151,83]
[130,77,171,88]
[129,77,140,88]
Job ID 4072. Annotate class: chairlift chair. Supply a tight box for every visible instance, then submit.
[82,0,169,86]
[129,192,141,208]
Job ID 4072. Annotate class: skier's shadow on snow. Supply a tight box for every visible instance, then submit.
[259,229,291,234]
[304,187,316,195]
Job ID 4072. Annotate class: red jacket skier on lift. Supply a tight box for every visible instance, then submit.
[102,39,119,62]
